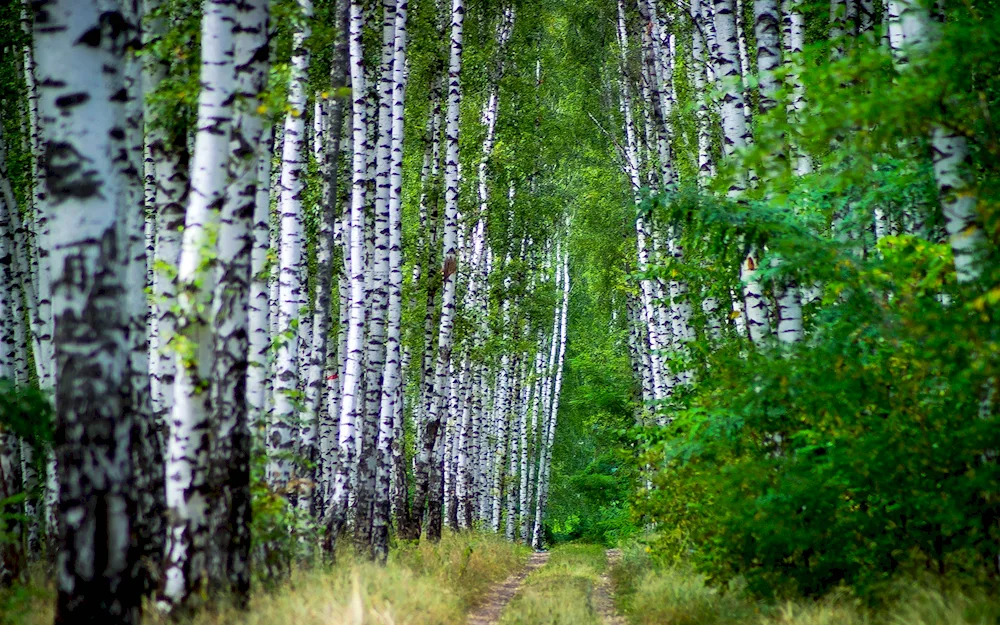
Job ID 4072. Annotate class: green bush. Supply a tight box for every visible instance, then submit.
[630,5,1000,603]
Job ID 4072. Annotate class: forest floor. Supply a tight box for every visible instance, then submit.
[593,549,627,625]
[2,532,532,625]
[489,543,627,625]
[467,551,550,624]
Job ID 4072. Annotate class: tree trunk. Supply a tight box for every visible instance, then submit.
[269,0,312,494]
[34,0,141,619]
[532,253,569,549]
[781,0,811,175]
[117,0,166,595]
[412,0,465,543]
[0,124,23,583]
[208,0,269,603]
[886,2,985,281]
[330,0,371,542]
[752,0,781,115]
[355,0,398,551]
[307,0,349,523]
[161,0,236,608]
[247,128,272,427]
[372,0,409,562]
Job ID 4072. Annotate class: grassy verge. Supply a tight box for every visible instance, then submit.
[498,543,606,625]
[609,543,1000,625]
[2,531,528,625]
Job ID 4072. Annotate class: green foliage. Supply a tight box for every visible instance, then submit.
[0,381,52,453]
[143,0,200,149]
[629,3,1000,603]
[250,416,321,586]
[610,541,1000,625]
[545,256,640,546]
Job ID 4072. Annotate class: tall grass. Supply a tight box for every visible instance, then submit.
[610,543,1000,625]
[2,531,528,625]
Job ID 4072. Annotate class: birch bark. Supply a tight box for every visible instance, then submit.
[330,0,370,539]
[307,0,349,521]
[355,0,397,549]
[33,0,140,619]
[412,0,465,542]
[162,0,236,608]
[208,0,269,600]
[531,253,569,549]
[269,0,313,492]
[886,1,984,282]
[373,0,409,561]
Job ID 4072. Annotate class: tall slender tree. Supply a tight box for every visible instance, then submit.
[208,0,270,601]
[33,0,141,620]
[413,0,466,542]
[162,0,237,608]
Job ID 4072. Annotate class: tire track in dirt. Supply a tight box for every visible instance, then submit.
[594,549,627,625]
[467,551,550,625]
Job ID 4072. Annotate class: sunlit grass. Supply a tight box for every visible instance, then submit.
[2,531,528,625]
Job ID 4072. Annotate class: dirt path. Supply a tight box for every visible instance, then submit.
[593,549,627,625]
[467,551,550,625]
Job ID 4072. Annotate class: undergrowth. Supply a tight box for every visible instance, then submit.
[2,531,527,625]
[610,542,1000,625]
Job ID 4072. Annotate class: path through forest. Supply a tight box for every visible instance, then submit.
[594,550,626,625]
[469,546,627,625]
[467,552,551,625]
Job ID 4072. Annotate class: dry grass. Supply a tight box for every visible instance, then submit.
[2,531,528,625]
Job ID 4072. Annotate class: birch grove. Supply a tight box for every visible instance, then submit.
[2,0,999,619]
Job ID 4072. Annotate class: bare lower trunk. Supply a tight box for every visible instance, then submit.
[207,0,269,602]
[329,0,371,543]
[412,0,465,542]
[162,0,237,608]
[269,0,313,494]
[372,0,410,562]
[35,1,140,619]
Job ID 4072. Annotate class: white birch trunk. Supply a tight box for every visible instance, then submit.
[247,127,272,426]
[616,0,668,403]
[330,0,370,538]
[782,0,812,176]
[162,0,236,607]
[0,125,21,578]
[34,0,138,618]
[735,0,753,125]
[355,0,398,548]
[887,1,985,282]
[208,0,269,598]
[268,0,312,494]
[532,253,570,549]
[1,130,40,555]
[373,0,409,560]
[413,0,465,542]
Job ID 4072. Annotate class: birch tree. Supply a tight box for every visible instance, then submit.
[269,0,312,493]
[208,0,269,600]
[33,0,140,620]
[162,0,236,608]
[329,0,370,540]
[532,252,569,549]
[887,1,987,283]
[409,0,465,542]
[372,0,409,561]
